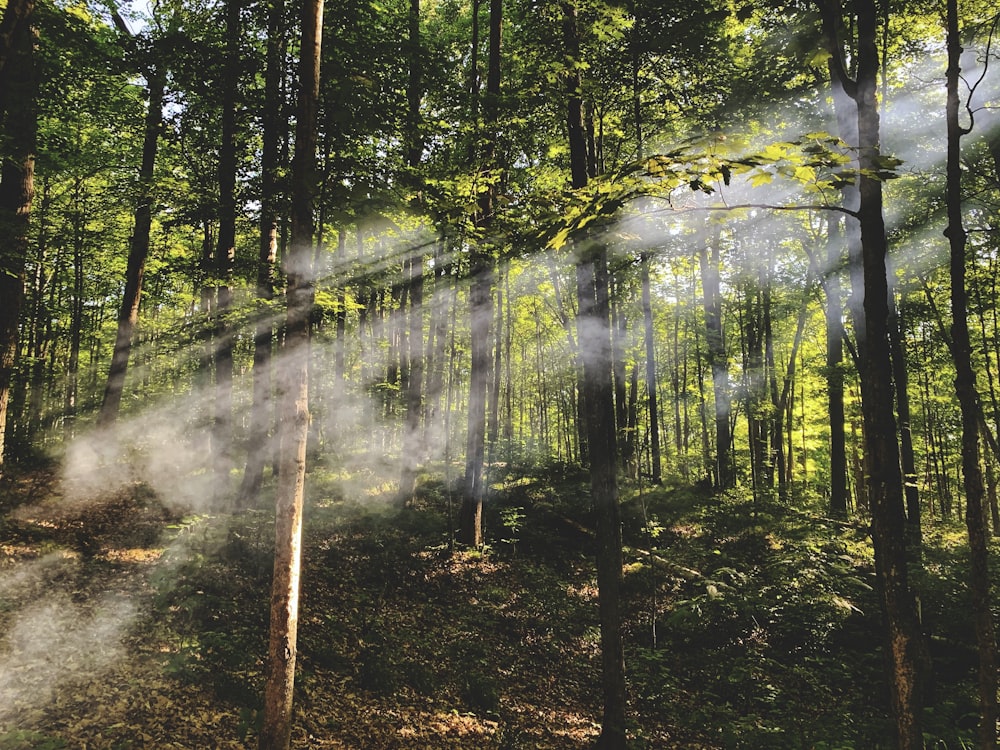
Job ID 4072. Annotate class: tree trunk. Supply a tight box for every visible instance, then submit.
[819,0,929,744]
[698,237,733,489]
[399,0,424,503]
[213,0,241,500]
[258,0,322,741]
[0,0,33,84]
[459,0,501,547]
[239,0,283,506]
[945,4,998,744]
[772,280,810,502]
[640,254,661,484]
[888,288,921,555]
[563,3,626,746]
[0,7,35,469]
[98,66,165,428]
[65,199,84,435]
[237,0,286,508]
[823,211,849,518]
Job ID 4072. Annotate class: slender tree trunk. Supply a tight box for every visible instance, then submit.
[945,5,998,744]
[459,0,501,547]
[487,273,503,450]
[563,4,626,746]
[640,254,661,483]
[0,8,35,469]
[99,66,165,427]
[399,0,425,503]
[425,240,450,445]
[698,237,733,489]
[65,200,84,435]
[400,252,424,501]
[818,1,928,744]
[258,0,322,741]
[611,284,629,469]
[818,2,930,743]
[239,0,283,506]
[888,289,921,554]
[212,0,241,499]
[765,277,783,491]
[823,212,849,517]
[772,280,810,502]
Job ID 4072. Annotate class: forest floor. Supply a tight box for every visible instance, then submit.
[0,459,988,749]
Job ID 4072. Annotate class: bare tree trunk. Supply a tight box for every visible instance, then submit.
[817,2,930,743]
[213,0,242,500]
[888,288,921,554]
[99,66,165,427]
[399,0,425,504]
[698,237,733,489]
[640,254,661,483]
[823,211,849,517]
[817,1,928,744]
[945,4,998,744]
[258,0,322,741]
[239,0,283,506]
[0,8,35,469]
[563,3,626,745]
[65,196,84,436]
[459,0,501,547]
[0,0,32,82]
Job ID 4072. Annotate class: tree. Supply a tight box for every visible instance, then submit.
[944,2,997,744]
[399,0,425,504]
[698,229,733,489]
[211,0,242,496]
[98,16,166,428]
[563,2,626,745]
[239,0,285,506]
[459,0,501,548]
[258,0,323,743]
[0,0,35,469]
[639,253,661,483]
[817,0,929,745]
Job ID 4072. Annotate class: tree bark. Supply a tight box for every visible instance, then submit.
[258,0,322,742]
[98,66,165,427]
[399,0,424,504]
[0,0,32,88]
[888,287,921,554]
[698,236,733,489]
[0,7,35,469]
[818,1,929,744]
[640,254,661,483]
[563,3,626,746]
[239,0,283,506]
[817,2,929,744]
[945,4,998,744]
[459,0,501,547]
[212,0,241,499]
[822,211,849,518]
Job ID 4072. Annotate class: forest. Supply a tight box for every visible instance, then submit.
[1,0,1000,746]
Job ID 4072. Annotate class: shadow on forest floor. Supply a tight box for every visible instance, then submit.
[0,462,989,749]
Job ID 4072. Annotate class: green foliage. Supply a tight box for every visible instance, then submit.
[0,732,66,750]
[151,516,268,710]
[546,132,875,251]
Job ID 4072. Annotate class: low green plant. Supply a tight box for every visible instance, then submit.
[499,505,525,552]
[0,731,66,750]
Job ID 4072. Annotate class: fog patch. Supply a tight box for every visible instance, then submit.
[0,591,137,723]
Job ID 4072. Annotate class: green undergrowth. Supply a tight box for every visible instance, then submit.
[144,467,993,748]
